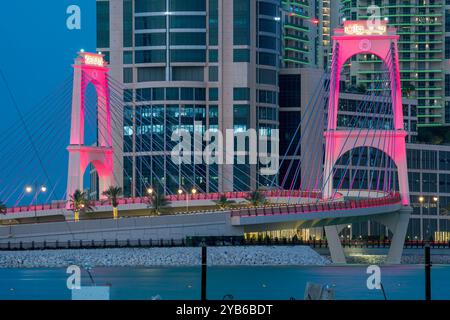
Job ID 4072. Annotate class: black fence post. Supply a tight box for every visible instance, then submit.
[425,244,431,301]
[201,245,207,301]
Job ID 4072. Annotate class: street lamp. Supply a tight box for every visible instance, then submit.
[187,188,197,212]
[419,196,439,242]
[430,197,439,242]
[147,188,154,195]
[25,184,47,220]
[418,196,426,241]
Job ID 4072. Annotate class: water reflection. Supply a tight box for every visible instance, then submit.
[0,265,448,300]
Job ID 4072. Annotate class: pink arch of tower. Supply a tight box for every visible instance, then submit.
[66,52,114,206]
[323,22,410,206]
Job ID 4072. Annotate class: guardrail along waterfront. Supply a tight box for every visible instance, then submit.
[1,237,448,251]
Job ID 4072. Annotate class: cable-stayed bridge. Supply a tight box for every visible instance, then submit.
[0,22,412,263]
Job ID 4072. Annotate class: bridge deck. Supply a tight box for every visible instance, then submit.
[230,193,402,227]
[4,190,325,214]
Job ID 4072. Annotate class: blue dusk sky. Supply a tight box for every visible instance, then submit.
[0,1,96,204]
[0,1,95,120]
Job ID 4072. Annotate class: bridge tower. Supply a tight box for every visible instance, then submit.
[66,52,113,204]
[323,21,410,206]
[323,22,411,264]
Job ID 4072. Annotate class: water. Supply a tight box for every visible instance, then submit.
[0,265,449,300]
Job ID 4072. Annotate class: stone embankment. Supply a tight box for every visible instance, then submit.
[0,246,330,268]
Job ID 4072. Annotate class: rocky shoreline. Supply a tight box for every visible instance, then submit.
[2,246,449,268]
[0,246,330,268]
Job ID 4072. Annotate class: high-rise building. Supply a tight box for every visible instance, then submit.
[96,0,282,197]
[340,0,447,127]
[278,68,450,241]
[279,68,418,189]
[278,68,324,189]
[281,0,335,69]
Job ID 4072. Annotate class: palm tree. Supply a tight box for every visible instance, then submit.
[102,186,122,220]
[0,201,6,215]
[147,190,170,215]
[246,190,268,207]
[69,190,93,222]
[214,194,235,210]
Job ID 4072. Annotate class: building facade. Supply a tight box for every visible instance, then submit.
[406,143,450,241]
[282,0,337,69]
[279,68,450,241]
[96,0,282,197]
[340,0,449,127]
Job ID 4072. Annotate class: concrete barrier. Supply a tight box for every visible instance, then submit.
[0,211,244,244]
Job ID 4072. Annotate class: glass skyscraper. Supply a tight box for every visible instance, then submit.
[96,0,281,197]
[281,0,336,69]
[340,0,448,127]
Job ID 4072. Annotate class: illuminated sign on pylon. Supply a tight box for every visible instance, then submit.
[83,53,105,67]
[344,20,387,36]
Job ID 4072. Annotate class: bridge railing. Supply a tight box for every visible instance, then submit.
[5,202,67,214]
[230,192,402,218]
[85,190,325,210]
[4,189,328,214]
[2,237,448,251]
[2,189,369,216]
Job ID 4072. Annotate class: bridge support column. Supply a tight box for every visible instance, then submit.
[373,207,412,264]
[66,52,114,208]
[322,23,411,206]
[324,224,346,264]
